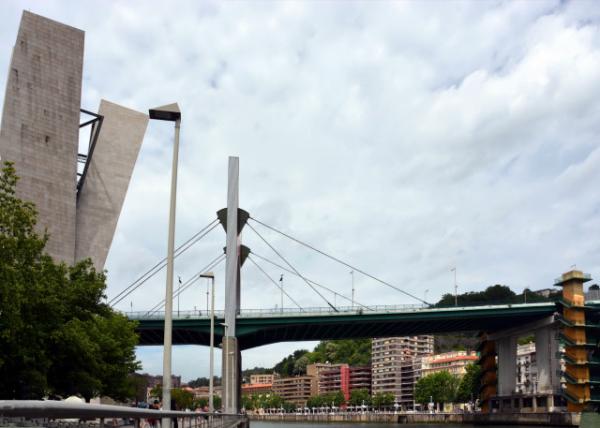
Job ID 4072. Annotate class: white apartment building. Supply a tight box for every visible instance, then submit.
[516,342,537,395]
[371,336,434,410]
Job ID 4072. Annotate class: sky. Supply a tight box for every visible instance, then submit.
[1,0,600,382]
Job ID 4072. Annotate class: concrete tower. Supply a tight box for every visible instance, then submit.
[0,11,148,269]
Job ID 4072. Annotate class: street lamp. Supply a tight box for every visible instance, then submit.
[149,102,181,428]
[201,272,215,412]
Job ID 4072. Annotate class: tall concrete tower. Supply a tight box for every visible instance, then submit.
[0,11,148,269]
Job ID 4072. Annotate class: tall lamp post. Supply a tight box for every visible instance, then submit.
[149,103,181,428]
[200,272,216,412]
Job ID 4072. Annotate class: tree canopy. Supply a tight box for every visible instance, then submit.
[436,284,559,308]
[273,339,372,376]
[349,388,371,406]
[414,371,460,406]
[456,364,481,403]
[0,162,140,400]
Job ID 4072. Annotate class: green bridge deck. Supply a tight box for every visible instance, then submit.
[129,302,559,350]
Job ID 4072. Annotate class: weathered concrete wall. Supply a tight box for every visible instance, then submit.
[75,99,148,270]
[0,11,83,264]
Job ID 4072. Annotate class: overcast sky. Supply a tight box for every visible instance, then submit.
[2,0,600,382]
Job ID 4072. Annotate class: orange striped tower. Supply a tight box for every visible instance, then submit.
[555,270,595,411]
[477,332,497,413]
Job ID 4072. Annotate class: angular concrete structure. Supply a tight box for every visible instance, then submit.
[0,11,84,264]
[75,100,149,270]
[0,11,148,269]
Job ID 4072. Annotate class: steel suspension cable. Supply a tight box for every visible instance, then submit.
[249,216,430,305]
[251,252,373,311]
[146,253,226,315]
[110,219,219,306]
[247,255,304,311]
[247,223,339,312]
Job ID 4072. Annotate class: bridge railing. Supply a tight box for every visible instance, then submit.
[125,303,427,320]
[124,302,557,320]
[0,400,248,428]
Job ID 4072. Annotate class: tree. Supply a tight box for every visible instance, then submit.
[324,391,345,406]
[349,388,371,406]
[172,388,194,409]
[273,349,309,376]
[456,364,481,403]
[188,376,221,388]
[414,371,459,407]
[150,384,162,400]
[212,395,222,410]
[372,392,395,409]
[0,161,140,400]
[307,394,325,408]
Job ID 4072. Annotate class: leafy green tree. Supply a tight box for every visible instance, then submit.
[310,339,372,366]
[150,384,162,400]
[0,162,140,400]
[273,349,309,376]
[194,397,208,409]
[372,392,395,409]
[415,371,459,407]
[349,388,371,406]
[456,364,481,403]
[307,395,325,408]
[172,388,194,409]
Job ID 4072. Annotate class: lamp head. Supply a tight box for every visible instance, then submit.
[149,102,181,121]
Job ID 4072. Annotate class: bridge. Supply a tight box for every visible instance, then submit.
[110,157,600,416]
[129,302,561,350]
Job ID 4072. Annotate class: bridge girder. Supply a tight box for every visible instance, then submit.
[134,303,562,350]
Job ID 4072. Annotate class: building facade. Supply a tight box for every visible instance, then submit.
[318,365,372,401]
[307,363,345,394]
[242,383,272,396]
[421,350,478,377]
[516,342,537,395]
[250,374,276,385]
[371,336,434,410]
[272,376,316,407]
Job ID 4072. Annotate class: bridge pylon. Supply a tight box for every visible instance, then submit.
[221,156,249,414]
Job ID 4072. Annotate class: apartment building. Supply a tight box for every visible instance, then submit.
[371,336,434,410]
[307,363,345,394]
[319,365,370,396]
[516,342,537,395]
[250,374,276,384]
[272,376,316,407]
[242,383,272,396]
[421,351,478,377]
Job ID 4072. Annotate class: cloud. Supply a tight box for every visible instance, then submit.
[2,0,600,381]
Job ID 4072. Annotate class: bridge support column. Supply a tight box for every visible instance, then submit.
[497,335,517,396]
[222,336,239,413]
[222,156,241,414]
[535,325,560,397]
[478,333,497,413]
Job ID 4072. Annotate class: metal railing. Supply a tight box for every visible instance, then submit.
[125,304,424,320]
[0,400,248,428]
[123,301,556,320]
